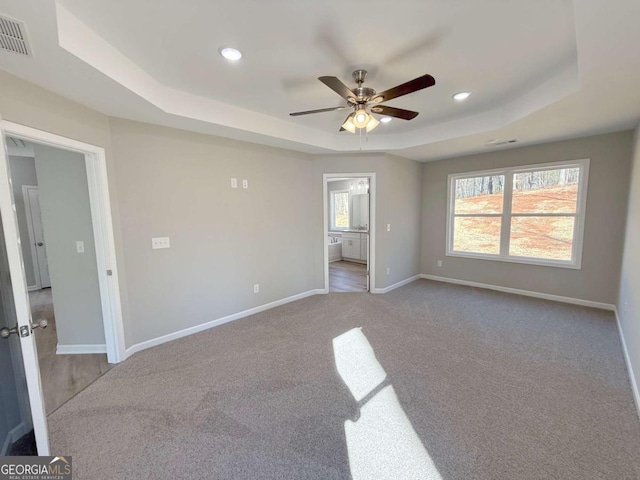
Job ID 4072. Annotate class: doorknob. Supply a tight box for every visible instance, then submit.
[0,320,47,339]
[31,319,48,330]
[0,325,19,339]
[37,242,43,246]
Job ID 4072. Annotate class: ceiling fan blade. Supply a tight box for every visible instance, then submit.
[372,74,435,103]
[318,76,356,101]
[371,105,419,120]
[290,106,349,116]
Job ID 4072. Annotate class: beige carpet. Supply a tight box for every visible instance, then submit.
[48,280,640,479]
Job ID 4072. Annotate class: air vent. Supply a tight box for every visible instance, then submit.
[0,15,31,56]
[485,139,518,147]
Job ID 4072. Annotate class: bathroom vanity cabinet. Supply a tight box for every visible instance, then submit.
[342,232,368,263]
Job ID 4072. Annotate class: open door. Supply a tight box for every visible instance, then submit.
[0,117,50,455]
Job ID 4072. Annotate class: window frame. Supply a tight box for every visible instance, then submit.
[446,158,590,269]
[330,189,350,231]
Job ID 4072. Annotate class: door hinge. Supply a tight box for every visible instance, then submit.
[19,325,30,337]
[106,269,112,276]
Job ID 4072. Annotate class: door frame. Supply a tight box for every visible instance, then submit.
[22,185,45,290]
[1,121,126,365]
[323,173,376,293]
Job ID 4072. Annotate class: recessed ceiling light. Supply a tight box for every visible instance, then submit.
[380,117,392,123]
[453,91,471,101]
[219,47,242,61]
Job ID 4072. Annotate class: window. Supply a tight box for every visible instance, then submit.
[331,190,350,230]
[447,159,589,268]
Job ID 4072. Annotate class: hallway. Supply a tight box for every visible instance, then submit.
[30,288,112,414]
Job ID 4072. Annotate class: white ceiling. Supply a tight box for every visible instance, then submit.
[0,0,639,161]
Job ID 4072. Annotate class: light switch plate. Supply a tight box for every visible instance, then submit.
[242,179,249,189]
[76,241,85,253]
[231,178,238,188]
[152,237,171,249]
[387,224,391,231]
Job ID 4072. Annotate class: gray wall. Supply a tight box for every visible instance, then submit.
[617,124,640,398]
[33,143,105,346]
[0,69,133,346]
[109,118,316,345]
[384,154,423,286]
[8,156,38,287]
[421,131,634,304]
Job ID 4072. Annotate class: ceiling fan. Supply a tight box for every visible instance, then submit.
[290,69,436,133]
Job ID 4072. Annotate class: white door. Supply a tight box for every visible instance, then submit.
[0,123,50,455]
[25,187,51,288]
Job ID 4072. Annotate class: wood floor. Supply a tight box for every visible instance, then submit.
[30,288,112,414]
[329,260,367,293]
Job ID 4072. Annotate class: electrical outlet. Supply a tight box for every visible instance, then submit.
[242,179,249,189]
[386,267,390,275]
[437,260,443,267]
[386,224,391,232]
[151,237,171,249]
[253,283,260,293]
[231,178,238,188]
[76,241,85,253]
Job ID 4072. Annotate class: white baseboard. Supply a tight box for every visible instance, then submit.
[56,344,107,355]
[419,274,615,311]
[614,307,640,418]
[27,285,39,292]
[125,289,325,358]
[371,275,421,294]
[1,422,26,455]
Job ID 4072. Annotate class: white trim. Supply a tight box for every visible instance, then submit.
[2,121,126,365]
[1,422,27,456]
[371,275,420,294]
[614,307,640,418]
[27,284,39,292]
[323,173,376,294]
[21,185,42,289]
[419,274,615,310]
[56,344,107,355]
[446,158,590,269]
[125,289,325,358]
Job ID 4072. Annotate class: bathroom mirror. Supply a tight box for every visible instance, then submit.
[351,194,369,230]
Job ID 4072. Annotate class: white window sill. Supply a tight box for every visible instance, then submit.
[446,251,581,270]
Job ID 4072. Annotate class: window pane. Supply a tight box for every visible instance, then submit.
[453,217,501,255]
[454,175,505,214]
[512,168,580,214]
[509,216,575,260]
[333,192,349,228]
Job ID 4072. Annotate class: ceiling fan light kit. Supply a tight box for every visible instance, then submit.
[342,114,357,134]
[353,108,370,128]
[290,69,436,134]
[365,115,380,133]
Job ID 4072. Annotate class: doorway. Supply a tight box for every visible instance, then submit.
[323,174,376,293]
[7,138,114,415]
[0,119,125,455]
[23,186,51,290]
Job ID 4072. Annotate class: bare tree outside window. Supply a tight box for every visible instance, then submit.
[332,191,350,229]
[448,161,588,267]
